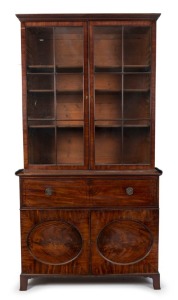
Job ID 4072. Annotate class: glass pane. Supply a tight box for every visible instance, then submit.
[27,74,54,92]
[55,26,84,165]
[95,127,122,165]
[94,73,122,165]
[123,72,151,164]
[57,127,84,164]
[27,74,54,119]
[124,91,150,120]
[27,92,54,119]
[94,26,122,165]
[124,74,150,121]
[55,27,83,70]
[94,26,122,70]
[28,125,55,164]
[26,28,54,70]
[124,74,150,92]
[95,92,122,120]
[95,73,122,92]
[124,27,151,71]
[57,92,83,121]
[56,74,83,92]
[123,127,150,164]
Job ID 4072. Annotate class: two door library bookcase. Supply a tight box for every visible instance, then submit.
[16,13,162,290]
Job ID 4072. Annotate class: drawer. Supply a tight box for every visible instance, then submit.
[22,179,88,208]
[90,179,157,207]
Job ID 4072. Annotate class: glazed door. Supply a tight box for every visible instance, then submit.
[26,23,89,169]
[89,22,154,169]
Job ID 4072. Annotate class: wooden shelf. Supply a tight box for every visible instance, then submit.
[27,65,84,74]
[95,125,122,128]
[28,118,55,121]
[124,89,150,93]
[124,124,150,128]
[27,65,54,68]
[95,89,149,96]
[28,120,55,127]
[95,66,122,73]
[95,125,150,128]
[28,90,54,93]
[124,65,151,72]
[27,65,54,73]
[95,90,122,94]
[56,66,83,73]
[94,66,150,73]
[28,121,84,127]
[28,125,55,128]
[95,119,150,128]
[29,90,84,94]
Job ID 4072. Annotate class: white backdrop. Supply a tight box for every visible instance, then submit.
[0,0,177,299]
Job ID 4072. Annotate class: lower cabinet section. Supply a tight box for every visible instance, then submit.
[21,209,158,277]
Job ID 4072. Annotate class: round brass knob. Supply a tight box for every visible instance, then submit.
[126,187,134,196]
[45,187,53,196]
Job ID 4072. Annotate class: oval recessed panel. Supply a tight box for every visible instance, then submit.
[97,220,153,265]
[27,221,82,265]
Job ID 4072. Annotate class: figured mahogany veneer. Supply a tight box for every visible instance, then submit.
[16,13,161,291]
[21,177,158,208]
[22,179,88,208]
[21,210,89,274]
[90,178,158,207]
[97,220,153,265]
[92,209,158,274]
[27,220,83,265]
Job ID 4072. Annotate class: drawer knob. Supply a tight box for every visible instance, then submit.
[45,187,53,196]
[126,187,134,196]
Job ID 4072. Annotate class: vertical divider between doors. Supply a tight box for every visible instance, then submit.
[53,26,57,165]
[89,22,95,169]
[84,22,89,169]
[121,26,124,164]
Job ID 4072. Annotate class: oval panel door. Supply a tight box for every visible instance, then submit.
[27,220,83,265]
[97,220,153,265]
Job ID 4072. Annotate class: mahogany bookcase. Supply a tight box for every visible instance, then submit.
[16,13,162,290]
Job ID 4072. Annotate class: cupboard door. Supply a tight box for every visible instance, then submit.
[21,210,89,274]
[90,23,153,169]
[26,23,89,168]
[91,209,158,275]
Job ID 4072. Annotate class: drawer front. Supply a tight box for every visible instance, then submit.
[90,179,157,207]
[22,179,88,208]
